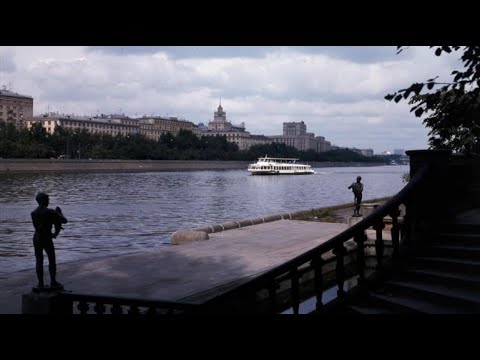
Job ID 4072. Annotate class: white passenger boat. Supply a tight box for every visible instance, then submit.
[247,156,315,175]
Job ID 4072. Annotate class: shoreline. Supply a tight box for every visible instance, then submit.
[0,159,251,173]
[0,159,389,173]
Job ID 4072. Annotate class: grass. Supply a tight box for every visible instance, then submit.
[292,197,392,223]
[293,206,350,223]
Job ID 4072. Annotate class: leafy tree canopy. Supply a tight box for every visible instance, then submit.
[385,46,480,153]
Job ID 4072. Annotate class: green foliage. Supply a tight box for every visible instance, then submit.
[245,142,299,159]
[409,90,480,153]
[294,209,338,223]
[0,121,388,161]
[0,124,241,160]
[385,46,480,153]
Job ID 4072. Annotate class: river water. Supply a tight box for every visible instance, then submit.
[0,165,408,276]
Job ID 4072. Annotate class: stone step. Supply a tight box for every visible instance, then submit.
[384,279,480,312]
[438,223,480,235]
[369,293,472,314]
[420,244,480,260]
[402,268,480,288]
[347,304,394,314]
[435,233,480,245]
[410,256,480,274]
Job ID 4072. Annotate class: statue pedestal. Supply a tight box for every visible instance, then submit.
[348,215,364,227]
[22,290,70,314]
[22,291,56,314]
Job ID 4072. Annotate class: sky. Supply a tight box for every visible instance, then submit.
[0,46,464,154]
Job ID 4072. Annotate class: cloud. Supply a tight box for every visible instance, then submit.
[87,46,280,59]
[2,46,462,154]
[0,47,16,73]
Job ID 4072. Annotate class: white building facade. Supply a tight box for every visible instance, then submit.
[269,121,331,152]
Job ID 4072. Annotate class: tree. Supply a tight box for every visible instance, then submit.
[385,46,480,153]
[29,122,49,143]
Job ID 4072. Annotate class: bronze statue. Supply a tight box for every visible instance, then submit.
[31,192,68,291]
[348,176,363,216]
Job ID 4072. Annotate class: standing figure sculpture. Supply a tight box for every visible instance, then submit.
[31,192,68,290]
[348,176,364,216]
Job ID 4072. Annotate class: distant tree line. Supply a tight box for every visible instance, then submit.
[0,121,391,163]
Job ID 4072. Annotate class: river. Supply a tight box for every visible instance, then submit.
[0,164,408,276]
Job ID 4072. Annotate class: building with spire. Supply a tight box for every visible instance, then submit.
[202,102,271,150]
[207,100,244,132]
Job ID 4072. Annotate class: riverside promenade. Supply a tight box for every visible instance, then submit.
[0,219,348,314]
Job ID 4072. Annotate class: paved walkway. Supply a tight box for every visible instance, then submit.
[0,220,347,314]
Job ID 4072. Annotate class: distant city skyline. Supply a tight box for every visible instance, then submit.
[0,46,462,154]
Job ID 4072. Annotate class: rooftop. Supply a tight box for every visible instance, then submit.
[0,88,33,99]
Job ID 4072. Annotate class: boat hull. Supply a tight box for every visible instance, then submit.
[248,170,315,175]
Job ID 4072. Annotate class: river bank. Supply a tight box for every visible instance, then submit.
[0,159,386,173]
[0,159,251,173]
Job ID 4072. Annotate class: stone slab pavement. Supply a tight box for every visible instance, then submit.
[0,220,347,314]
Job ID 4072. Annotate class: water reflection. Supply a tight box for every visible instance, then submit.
[0,165,408,275]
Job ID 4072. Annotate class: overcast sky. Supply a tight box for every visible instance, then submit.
[0,46,463,154]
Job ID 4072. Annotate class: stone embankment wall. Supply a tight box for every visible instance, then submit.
[170,198,391,245]
[171,208,345,245]
[0,159,251,173]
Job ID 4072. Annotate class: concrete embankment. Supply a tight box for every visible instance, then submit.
[0,159,385,173]
[0,159,251,173]
[171,198,391,245]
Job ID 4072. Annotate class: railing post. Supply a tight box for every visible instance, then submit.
[77,300,89,314]
[389,207,401,268]
[373,217,385,273]
[146,306,157,315]
[268,279,278,314]
[290,268,300,314]
[333,243,347,298]
[111,303,123,315]
[311,256,325,313]
[128,305,140,315]
[248,288,258,314]
[94,302,106,314]
[353,232,367,290]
